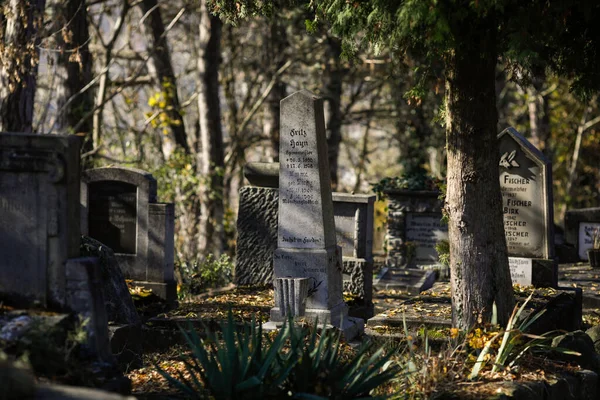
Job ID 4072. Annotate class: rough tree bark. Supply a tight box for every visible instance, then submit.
[445,13,515,329]
[325,36,343,190]
[197,1,225,257]
[139,0,189,159]
[0,0,46,132]
[52,0,94,160]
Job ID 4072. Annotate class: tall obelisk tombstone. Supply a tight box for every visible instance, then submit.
[267,90,363,338]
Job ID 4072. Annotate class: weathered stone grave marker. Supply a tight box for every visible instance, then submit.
[384,189,448,269]
[0,132,112,362]
[235,166,375,318]
[498,127,556,286]
[265,90,363,338]
[82,167,176,303]
[564,208,600,261]
[333,193,375,318]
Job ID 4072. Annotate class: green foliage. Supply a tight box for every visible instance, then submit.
[468,293,578,379]
[177,254,234,298]
[435,240,450,268]
[371,173,443,200]
[157,311,401,399]
[1,316,92,384]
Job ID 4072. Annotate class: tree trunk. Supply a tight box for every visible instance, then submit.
[139,0,189,159]
[52,0,94,160]
[91,1,129,151]
[0,0,46,132]
[197,1,225,257]
[263,17,287,162]
[527,70,551,156]
[325,37,343,190]
[445,13,515,329]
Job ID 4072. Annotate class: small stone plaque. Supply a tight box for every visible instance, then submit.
[88,181,137,254]
[405,213,448,265]
[578,222,600,260]
[509,257,533,286]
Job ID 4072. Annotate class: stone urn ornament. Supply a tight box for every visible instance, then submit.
[587,228,600,268]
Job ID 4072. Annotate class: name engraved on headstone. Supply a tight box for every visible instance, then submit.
[88,181,137,254]
[578,222,600,260]
[278,94,334,250]
[405,213,448,264]
[500,173,539,255]
[498,128,550,259]
[508,257,533,286]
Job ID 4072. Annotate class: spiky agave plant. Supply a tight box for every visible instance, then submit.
[157,311,402,399]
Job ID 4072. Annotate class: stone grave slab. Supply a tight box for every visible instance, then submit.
[565,208,600,261]
[82,167,176,303]
[265,90,363,339]
[367,282,581,336]
[373,267,436,295]
[498,127,557,287]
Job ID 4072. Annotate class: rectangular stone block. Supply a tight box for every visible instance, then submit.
[332,193,375,259]
[0,132,81,308]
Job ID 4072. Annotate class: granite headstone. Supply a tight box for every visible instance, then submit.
[266,90,363,338]
[498,127,557,287]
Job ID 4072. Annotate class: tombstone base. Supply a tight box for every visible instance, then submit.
[530,258,558,287]
[265,301,364,340]
[133,280,177,304]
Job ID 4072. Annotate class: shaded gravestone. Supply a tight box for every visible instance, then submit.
[498,127,557,287]
[0,132,81,307]
[82,167,176,303]
[0,132,112,364]
[384,189,448,269]
[265,90,363,338]
[564,208,600,261]
[333,193,375,318]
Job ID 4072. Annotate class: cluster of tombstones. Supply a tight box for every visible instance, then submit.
[0,132,176,364]
[2,89,598,351]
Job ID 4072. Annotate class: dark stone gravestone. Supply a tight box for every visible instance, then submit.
[0,132,112,364]
[384,189,448,270]
[498,127,557,287]
[263,90,363,338]
[565,208,600,261]
[82,167,176,303]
